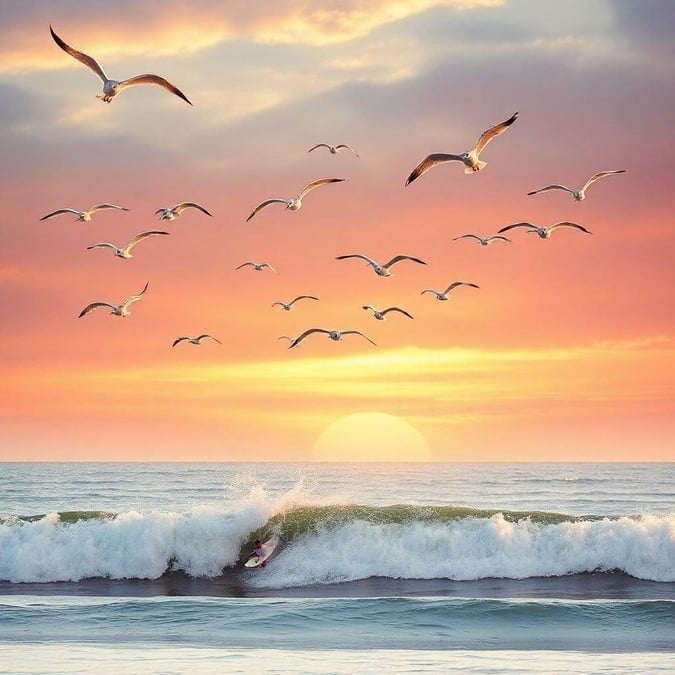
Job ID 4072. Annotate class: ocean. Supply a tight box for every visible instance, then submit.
[0,462,673,673]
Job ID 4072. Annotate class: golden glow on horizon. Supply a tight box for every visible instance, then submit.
[312,412,432,461]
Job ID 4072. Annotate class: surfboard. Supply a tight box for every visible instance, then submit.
[244,534,279,568]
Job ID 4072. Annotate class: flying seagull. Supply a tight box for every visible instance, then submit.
[362,305,414,320]
[50,25,192,105]
[406,112,518,184]
[498,221,592,239]
[86,230,169,259]
[172,334,222,347]
[155,202,212,221]
[308,144,359,157]
[40,204,128,222]
[246,178,346,222]
[453,233,510,246]
[421,281,480,301]
[336,254,426,277]
[272,295,319,311]
[287,328,376,349]
[78,282,149,318]
[528,170,626,201]
[235,261,277,273]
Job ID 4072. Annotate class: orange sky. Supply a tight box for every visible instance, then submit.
[0,0,673,461]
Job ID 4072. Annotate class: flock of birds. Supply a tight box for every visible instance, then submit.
[44,25,627,351]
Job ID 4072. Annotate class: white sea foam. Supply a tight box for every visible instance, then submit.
[253,513,675,588]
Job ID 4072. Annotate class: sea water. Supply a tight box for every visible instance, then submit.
[0,462,673,673]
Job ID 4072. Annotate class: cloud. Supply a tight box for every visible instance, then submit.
[0,0,502,73]
[610,0,675,61]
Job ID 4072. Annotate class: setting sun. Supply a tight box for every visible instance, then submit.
[312,412,432,461]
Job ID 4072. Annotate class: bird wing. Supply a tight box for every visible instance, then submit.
[246,199,289,222]
[453,234,482,242]
[335,144,359,157]
[497,222,537,234]
[444,281,480,294]
[290,328,330,348]
[405,154,464,186]
[117,74,192,105]
[420,289,438,296]
[50,26,108,83]
[197,334,222,344]
[486,235,510,243]
[342,330,376,346]
[382,307,414,319]
[121,282,149,309]
[174,202,212,216]
[125,230,169,252]
[362,305,376,312]
[291,295,319,304]
[473,112,518,155]
[261,263,278,274]
[307,144,331,153]
[86,242,117,251]
[40,208,81,220]
[582,170,626,192]
[90,203,128,213]
[297,178,345,200]
[172,337,189,347]
[548,221,592,235]
[527,184,574,196]
[336,253,378,267]
[79,302,116,318]
[235,262,256,270]
[383,255,426,269]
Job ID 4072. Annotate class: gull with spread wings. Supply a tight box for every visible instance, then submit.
[86,230,169,259]
[406,112,518,184]
[155,202,212,221]
[362,305,414,320]
[50,26,192,105]
[527,170,626,201]
[272,296,319,311]
[453,233,510,246]
[78,283,149,318]
[308,144,359,157]
[40,203,128,222]
[421,281,480,301]
[287,329,376,349]
[172,335,222,348]
[336,254,426,277]
[498,221,592,239]
[246,178,346,222]
[235,261,277,273]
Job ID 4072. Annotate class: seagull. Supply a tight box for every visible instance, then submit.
[49,26,192,105]
[287,329,376,349]
[40,204,128,222]
[86,230,169,259]
[155,202,212,221]
[453,233,510,246]
[235,261,277,273]
[78,282,149,318]
[308,144,359,157]
[172,334,222,347]
[335,254,426,277]
[498,221,592,239]
[421,281,480,301]
[527,170,626,201]
[362,305,414,320]
[272,295,319,311]
[246,178,346,222]
[406,112,518,184]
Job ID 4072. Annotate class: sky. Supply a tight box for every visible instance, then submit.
[0,0,673,461]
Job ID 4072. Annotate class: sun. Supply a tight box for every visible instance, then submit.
[312,412,432,462]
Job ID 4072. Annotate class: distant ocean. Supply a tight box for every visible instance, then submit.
[1,462,673,674]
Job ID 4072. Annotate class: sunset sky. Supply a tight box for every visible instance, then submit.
[1,0,673,461]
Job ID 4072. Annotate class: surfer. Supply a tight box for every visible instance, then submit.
[247,539,267,567]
